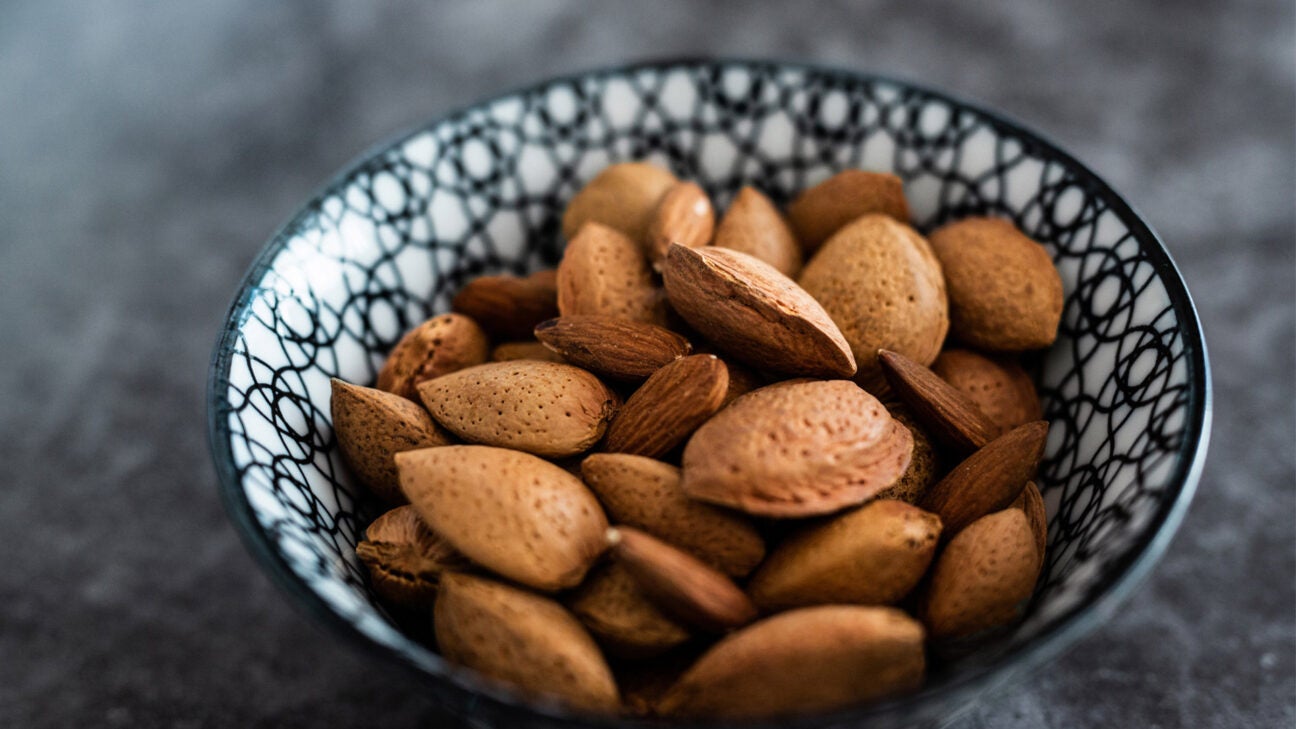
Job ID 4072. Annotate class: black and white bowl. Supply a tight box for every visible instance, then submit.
[208,60,1211,728]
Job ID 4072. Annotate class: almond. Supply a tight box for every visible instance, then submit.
[567,561,692,659]
[797,214,948,393]
[608,527,757,632]
[581,453,765,577]
[748,500,942,612]
[562,161,678,246]
[434,572,618,711]
[451,269,559,341]
[355,505,470,609]
[330,378,453,503]
[921,508,1039,640]
[681,380,913,518]
[417,361,617,458]
[658,605,925,718]
[533,316,691,381]
[558,222,666,325]
[1012,480,1048,567]
[490,340,566,364]
[376,313,490,400]
[878,349,1001,455]
[645,181,714,266]
[932,348,1043,430]
[872,400,944,505]
[712,186,803,277]
[661,245,856,378]
[920,421,1048,536]
[929,217,1064,351]
[785,169,910,253]
[397,445,608,590]
[603,355,728,458]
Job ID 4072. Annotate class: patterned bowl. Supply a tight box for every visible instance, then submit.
[208,60,1210,728]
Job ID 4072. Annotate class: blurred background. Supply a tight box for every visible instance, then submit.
[1,1,1292,727]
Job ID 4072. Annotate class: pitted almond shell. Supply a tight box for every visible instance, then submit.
[355,505,470,609]
[872,400,944,505]
[561,162,678,246]
[932,348,1043,430]
[681,380,913,518]
[376,313,490,400]
[397,445,608,591]
[785,169,911,253]
[558,222,667,325]
[712,186,803,277]
[646,181,715,265]
[330,378,453,503]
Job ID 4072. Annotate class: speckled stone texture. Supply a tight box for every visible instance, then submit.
[0,1,1291,727]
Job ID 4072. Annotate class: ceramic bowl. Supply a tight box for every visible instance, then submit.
[208,59,1210,728]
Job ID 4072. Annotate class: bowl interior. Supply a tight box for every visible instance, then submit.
[209,60,1208,728]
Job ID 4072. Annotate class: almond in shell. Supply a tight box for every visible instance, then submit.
[712,186,803,277]
[451,269,559,341]
[330,378,453,503]
[932,348,1043,430]
[562,161,678,246]
[558,222,666,325]
[376,313,490,400]
[567,561,692,659]
[355,505,470,609]
[785,169,911,253]
[872,400,944,504]
[397,445,607,590]
[435,572,618,711]
[603,355,728,459]
[645,181,715,266]
[534,316,691,381]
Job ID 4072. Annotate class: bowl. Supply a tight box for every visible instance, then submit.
[207,59,1210,728]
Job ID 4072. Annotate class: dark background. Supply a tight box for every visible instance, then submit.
[2,1,1293,727]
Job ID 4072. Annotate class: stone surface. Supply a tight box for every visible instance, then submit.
[0,1,1292,727]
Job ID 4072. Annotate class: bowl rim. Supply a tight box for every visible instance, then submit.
[207,56,1211,727]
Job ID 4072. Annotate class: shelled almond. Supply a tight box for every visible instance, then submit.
[331,161,1065,719]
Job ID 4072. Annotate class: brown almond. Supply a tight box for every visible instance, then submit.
[417,361,617,458]
[376,313,490,400]
[435,573,618,711]
[534,316,691,381]
[1012,480,1048,567]
[785,169,910,253]
[490,340,566,363]
[397,446,608,590]
[330,378,453,503]
[646,181,714,266]
[920,421,1048,536]
[879,348,1002,455]
[558,222,666,325]
[355,505,470,609]
[681,380,913,518]
[712,186,803,277]
[929,217,1064,351]
[748,500,942,612]
[608,527,757,633]
[872,400,944,504]
[567,561,692,659]
[603,355,728,458]
[661,245,856,378]
[658,605,925,718]
[932,348,1043,430]
[798,215,949,392]
[562,162,678,246]
[451,269,559,341]
[921,508,1040,640]
[581,453,765,577]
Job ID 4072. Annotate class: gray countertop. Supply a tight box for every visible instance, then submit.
[1,1,1292,727]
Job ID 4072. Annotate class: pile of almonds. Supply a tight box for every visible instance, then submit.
[330,162,1064,719]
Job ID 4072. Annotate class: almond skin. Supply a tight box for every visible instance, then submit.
[435,572,619,712]
[932,348,1043,430]
[920,421,1049,536]
[490,340,567,363]
[581,453,765,577]
[712,186,803,277]
[661,245,856,378]
[417,361,618,458]
[534,316,691,381]
[562,161,678,246]
[658,605,925,719]
[929,217,1064,351]
[567,561,692,659]
[355,505,470,609]
[921,508,1040,640]
[608,527,757,633]
[785,169,911,253]
[681,380,914,518]
[879,349,1002,455]
[797,214,948,392]
[748,500,942,612]
[451,269,559,341]
[646,181,715,266]
[603,355,728,459]
[376,313,490,400]
[397,445,608,590]
[558,222,666,325]
[330,378,453,503]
